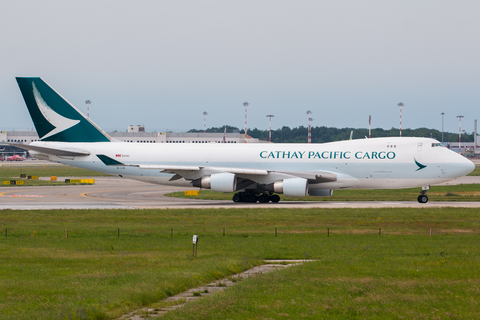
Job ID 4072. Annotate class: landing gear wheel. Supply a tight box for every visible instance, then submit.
[258,194,269,203]
[232,194,241,202]
[417,195,428,203]
[270,194,280,203]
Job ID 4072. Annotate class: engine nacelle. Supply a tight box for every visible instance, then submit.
[192,172,237,192]
[266,178,309,197]
[309,189,333,197]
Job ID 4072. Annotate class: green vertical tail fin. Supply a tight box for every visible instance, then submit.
[16,77,111,142]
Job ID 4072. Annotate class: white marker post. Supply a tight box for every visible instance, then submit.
[193,235,198,257]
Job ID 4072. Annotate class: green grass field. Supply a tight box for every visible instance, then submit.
[0,165,111,178]
[0,165,110,187]
[1,208,480,319]
[167,183,480,202]
[167,164,480,202]
[469,164,480,176]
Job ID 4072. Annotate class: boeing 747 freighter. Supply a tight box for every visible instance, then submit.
[12,78,475,203]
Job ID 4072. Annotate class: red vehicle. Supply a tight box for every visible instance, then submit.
[6,155,24,161]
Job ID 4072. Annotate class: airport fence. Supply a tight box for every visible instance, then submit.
[1,227,466,239]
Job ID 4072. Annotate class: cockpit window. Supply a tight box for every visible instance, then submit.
[431,143,444,147]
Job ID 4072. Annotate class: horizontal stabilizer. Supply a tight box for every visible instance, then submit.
[9,143,90,157]
[96,154,125,166]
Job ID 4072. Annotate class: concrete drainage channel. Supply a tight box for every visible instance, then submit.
[119,260,313,319]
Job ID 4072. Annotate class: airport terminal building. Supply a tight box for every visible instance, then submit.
[1,126,265,156]
[1,127,478,157]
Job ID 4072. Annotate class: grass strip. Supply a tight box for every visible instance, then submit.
[1,208,480,319]
[468,164,480,176]
[0,180,95,187]
[0,165,110,187]
[0,165,111,178]
[165,236,480,320]
[167,183,480,202]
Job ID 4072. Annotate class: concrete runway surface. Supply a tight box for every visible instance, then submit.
[1,175,479,210]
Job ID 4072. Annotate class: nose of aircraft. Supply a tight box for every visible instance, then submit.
[465,158,475,175]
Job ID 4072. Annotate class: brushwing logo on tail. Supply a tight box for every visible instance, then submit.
[32,82,80,140]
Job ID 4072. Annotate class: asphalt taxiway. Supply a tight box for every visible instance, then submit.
[1,175,479,210]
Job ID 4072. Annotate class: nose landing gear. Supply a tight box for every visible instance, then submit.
[417,193,428,203]
[417,186,430,203]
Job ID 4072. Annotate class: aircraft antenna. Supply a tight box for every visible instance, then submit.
[266,114,274,143]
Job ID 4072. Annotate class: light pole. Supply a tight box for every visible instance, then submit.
[457,115,464,153]
[307,110,313,143]
[266,115,274,143]
[203,111,208,133]
[397,102,404,137]
[243,102,249,143]
[369,115,371,138]
[441,112,445,143]
[85,100,92,118]
[475,119,478,155]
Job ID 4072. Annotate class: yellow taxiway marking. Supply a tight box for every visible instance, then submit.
[0,190,36,197]
[0,189,83,200]
[0,190,44,201]
[81,188,161,200]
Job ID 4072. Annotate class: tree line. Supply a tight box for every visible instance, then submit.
[189,125,475,144]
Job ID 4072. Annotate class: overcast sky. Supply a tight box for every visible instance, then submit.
[1,0,479,135]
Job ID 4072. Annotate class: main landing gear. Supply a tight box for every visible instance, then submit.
[232,191,280,203]
[417,186,430,203]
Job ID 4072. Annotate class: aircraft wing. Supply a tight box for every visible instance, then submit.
[9,143,90,157]
[271,170,337,183]
[96,154,337,184]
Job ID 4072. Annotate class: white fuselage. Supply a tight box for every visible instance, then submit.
[29,137,474,191]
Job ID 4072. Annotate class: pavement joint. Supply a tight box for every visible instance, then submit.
[118,260,314,319]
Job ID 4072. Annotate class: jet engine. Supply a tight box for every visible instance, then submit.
[192,172,237,192]
[309,189,333,197]
[266,178,309,197]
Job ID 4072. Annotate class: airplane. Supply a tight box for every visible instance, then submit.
[12,77,475,204]
[6,154,24,161]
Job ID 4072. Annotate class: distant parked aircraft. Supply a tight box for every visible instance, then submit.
[12,77,475,203]
[6,155,24,161]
